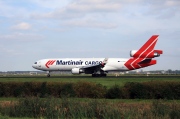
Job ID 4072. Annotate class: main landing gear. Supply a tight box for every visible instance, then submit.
[47,71,51,77]
[92,73,107,77]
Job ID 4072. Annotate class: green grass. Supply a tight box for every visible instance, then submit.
[0,97,180,104]
[0,75,180,88]
[0,98,17,102]
[0,117,32,119]
[1,97,180,119]
[0,75,179,118]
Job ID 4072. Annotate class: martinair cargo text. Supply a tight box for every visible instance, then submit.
[32,35,163,77]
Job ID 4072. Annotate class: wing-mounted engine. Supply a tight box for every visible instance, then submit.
[71,58,109,76]
[130,50,163,58]
[71,68,84,74]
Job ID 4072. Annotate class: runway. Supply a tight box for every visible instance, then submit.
[0,75,180,79]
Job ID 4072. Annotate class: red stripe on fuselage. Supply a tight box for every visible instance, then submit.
[45,60,51,68]
[51,60,56,65]
[45,60,56,68]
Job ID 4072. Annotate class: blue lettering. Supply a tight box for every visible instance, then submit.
[56,60,101,66]
[88,61,91,65]
[92,61,96,65]
[56,60,83,65]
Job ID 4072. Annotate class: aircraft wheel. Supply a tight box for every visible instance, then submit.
[92,74,96,77]
[92,74,98,77]
[47,74,50,77]
[92,74,106,77]
[102,74,107,77]
[100,74,106,77]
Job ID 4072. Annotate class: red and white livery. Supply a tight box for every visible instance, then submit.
[32,35,163,77]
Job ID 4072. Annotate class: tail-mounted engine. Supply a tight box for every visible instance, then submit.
[130,50,163,58]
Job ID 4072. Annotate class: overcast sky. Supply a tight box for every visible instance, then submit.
[0,0,180,71]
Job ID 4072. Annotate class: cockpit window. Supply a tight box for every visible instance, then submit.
[34,62,37,64]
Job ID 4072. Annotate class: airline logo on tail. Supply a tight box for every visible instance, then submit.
[124,35,163,70]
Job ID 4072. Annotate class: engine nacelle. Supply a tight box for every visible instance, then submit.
[154,52,160,57]
[130,50,138,57]
[130,50,162,58]
[71,68,84,74]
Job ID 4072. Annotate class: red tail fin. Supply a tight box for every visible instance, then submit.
[132,35,158,58]
[125,35,162,70]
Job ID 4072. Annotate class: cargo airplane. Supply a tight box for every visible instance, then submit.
[32,35,163,77]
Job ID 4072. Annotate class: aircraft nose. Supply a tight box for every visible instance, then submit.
[32,64,37,69]
[32,64,35,68]
[32,62,38,69]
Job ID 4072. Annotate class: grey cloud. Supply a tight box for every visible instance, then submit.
[64,20,118,29]
[0,45,24,56]
[0,1,30,18]
[11,22,31,30]
[66,0,122,13]
[142,0,180,18]
[30,0,122,29]
[31,0,122,20]
[0,32,44,41]
[29,0,69,9]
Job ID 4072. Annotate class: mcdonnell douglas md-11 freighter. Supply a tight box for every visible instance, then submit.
[32,35,163,77]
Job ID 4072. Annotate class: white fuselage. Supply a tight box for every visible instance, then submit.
[32,58,129,72]
[32,35,162,77]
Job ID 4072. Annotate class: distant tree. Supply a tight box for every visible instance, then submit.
[168,69,172,74]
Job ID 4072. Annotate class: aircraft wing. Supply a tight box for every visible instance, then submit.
[76,58,108,74]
